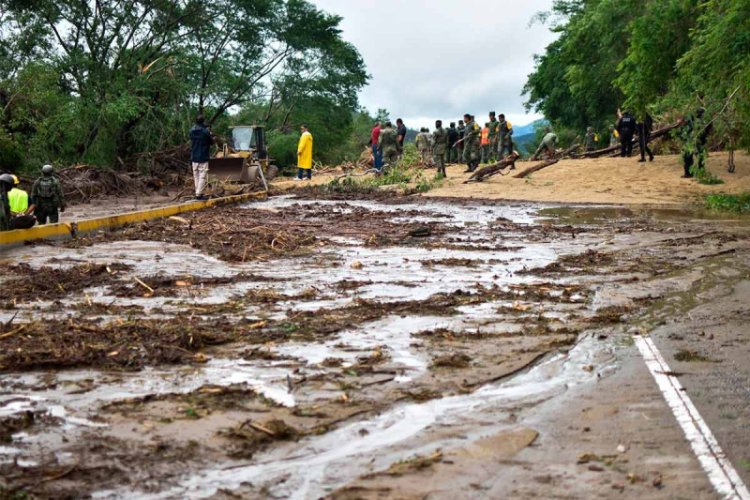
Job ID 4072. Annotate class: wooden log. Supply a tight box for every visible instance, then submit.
[463,152,520,184]
[513,158,560,179]
[571,122,682,159]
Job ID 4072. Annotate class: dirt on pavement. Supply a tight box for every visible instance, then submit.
[1,190,750,499]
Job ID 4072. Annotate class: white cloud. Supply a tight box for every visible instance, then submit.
[312,0,556,129]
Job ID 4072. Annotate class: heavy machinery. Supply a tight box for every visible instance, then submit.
[209,125,278,191]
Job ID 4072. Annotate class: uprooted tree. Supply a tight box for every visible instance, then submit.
[0,0,369,173]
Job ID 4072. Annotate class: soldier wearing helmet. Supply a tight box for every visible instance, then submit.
[31,164,66,225]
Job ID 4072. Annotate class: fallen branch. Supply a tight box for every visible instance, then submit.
[572,123,682,159]
[464,152,520,184]
[513,158,560,179]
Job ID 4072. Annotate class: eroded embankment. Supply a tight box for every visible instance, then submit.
[0,193,747,498]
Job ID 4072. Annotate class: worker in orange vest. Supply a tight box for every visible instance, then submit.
[480,123,491,164]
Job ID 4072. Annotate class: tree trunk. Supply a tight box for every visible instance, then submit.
[464,152,520,183]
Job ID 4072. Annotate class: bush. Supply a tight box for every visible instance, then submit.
[0,131,24,173]
[705,193,750,213]
[267,132,300,174]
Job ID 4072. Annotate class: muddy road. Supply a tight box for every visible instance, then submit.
[1,192,749,499]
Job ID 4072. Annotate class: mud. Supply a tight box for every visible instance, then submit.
[1,194,750,499]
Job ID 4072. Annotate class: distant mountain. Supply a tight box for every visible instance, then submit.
[513,119,548,137]
[514,133,538,156]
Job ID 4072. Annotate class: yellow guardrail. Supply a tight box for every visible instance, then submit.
[0,191,267,247]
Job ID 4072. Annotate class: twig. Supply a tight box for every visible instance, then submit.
[241,420,277,438]
[133,277,154,294]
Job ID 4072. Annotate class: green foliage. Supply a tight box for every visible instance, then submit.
[704,192,749,212]
[0,129,23,172]
[615,0,699,116]
[694,168,724,185]
[525,0,640,130]
[0,0,368,172]
[267,132,300,172]
[526,0,750,152]
[323,144,443,194]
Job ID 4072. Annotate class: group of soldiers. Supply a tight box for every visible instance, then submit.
[0,165,67,232]
[376,111,515,178]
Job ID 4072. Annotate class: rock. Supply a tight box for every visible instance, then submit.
[350,260,363,270]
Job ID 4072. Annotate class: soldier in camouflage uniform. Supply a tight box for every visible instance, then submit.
[462,114,481,173]
[488,112,499,163]
[447,123,459,163]
[584,126,596,151]
[432,120,448,178]
[31,164,66,225]
[378,122,399,171]
[0,174,14,231]
[532,128,558,160]
[497,114,514,158]
[415,128,432,166]
[457,120,466,164]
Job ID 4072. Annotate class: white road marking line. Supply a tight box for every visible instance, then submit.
[634,334,750,499]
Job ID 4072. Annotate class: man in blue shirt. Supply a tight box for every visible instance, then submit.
[189,114,214,200]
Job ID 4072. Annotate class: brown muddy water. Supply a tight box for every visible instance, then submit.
[0,195,748,499]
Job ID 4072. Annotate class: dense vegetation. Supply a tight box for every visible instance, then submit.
[0,0,371,174]
[524,0,750,150]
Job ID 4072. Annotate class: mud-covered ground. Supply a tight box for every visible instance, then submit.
[1,193,749,499]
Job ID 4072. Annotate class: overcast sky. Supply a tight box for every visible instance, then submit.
[311,0,556,130]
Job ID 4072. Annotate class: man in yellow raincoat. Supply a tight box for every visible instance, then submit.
[296,125,313,181]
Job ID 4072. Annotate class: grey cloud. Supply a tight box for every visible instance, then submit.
[312,0,556,128]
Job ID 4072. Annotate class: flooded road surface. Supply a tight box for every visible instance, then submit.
[1,194,749,499]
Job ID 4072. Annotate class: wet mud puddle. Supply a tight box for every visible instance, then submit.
[1,196,745,498]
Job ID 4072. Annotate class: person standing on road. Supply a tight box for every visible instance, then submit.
[457,119,466,164]
[432,120,448,178]
[416,128,432,165]
[480,123,491,164]
[31,165,65,225]
[447,122,459,163]
[638,113,655,163]
[371,122,383,171]
[488,112,499,163]
[609,124,619,147]
[378,121,399,170]
[296,125,313,181]
[189,114,213,201]
[497,114,514,159]
[616,110,637,157]
[462,114,481,173]
[584,126,597,152]
[682,108,712,178]
[396,118,407,157]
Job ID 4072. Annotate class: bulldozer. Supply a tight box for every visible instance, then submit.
[209,125,278,191]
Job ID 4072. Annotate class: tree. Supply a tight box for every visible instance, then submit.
[615,0,699,117]
[0,0,368,170]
